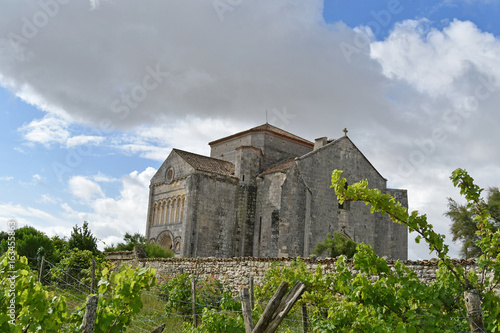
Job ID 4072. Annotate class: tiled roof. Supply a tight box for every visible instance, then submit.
[260,157,296,176]
[173,149,235,177]
[209,123,313,146]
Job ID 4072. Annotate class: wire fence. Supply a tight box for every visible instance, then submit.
[26,256,315,332]
[24,256,486,333]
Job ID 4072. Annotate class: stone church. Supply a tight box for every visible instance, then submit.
[145,123,408,260]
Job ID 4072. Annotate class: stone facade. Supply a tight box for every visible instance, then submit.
[146,124,408,260]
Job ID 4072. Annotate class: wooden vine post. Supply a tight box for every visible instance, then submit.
[191,276,197,327]
[38,256,45,284]
[240,287,254,333]
[249,276,255,310]
[253,280,306,333]
[82,295,99,333]
[464,290,485,333]
[301,304,309,332]
[91,257,96,294]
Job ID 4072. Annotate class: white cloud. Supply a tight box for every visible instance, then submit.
[64,167,157,248]
[113,116,246,161]
[66,135,105,148]
[92,173,118,183]
[0,0,388,133]
[40,194,59,204]
[69,176,105,201]
[370,19,500,97]
[19,116,70,147]
[0,167,156,251]
[0,203,67,227]
[0,176,13,181]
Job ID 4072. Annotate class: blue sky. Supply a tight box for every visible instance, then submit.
[1,0,499,259]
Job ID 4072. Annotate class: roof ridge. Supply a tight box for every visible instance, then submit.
[173,148,232,163]
[209,123,313,146]
[173,149,235,177]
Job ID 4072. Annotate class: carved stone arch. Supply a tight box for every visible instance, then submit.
[173,236,182,253]
[157,230,174,250]
[149,238,156,243]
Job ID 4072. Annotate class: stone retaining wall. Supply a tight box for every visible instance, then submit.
[110,256,478,293]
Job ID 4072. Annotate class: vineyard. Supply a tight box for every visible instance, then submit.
[1,169,499,332]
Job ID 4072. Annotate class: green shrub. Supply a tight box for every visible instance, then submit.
[158,273,234,319]
[145,242,174,258]
[182,308,245,333]
[49,248,105,287]
[312,231,357,258]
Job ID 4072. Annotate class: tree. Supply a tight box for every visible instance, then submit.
[105,232,146,252]
[445,187,500,258]
[329,168,500,331]
[313,231,357,258]
[0,226,55,268]
[68,221,98,255]
[50,235,68,263]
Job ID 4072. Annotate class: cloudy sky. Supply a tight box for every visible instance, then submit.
[1,0,499,259]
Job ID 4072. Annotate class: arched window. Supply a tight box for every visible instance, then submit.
[153,202,159,225]
[175,198,180,223]
[158,202,164,225]
[170,198,176,223]
[165,199,171,224]
[180,196,185,223]
[152,202,157,226]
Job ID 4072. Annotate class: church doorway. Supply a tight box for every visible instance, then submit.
[159,232,174,250]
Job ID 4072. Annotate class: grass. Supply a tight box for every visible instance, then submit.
[127,290,184,332]
[45,282,303,332]
[46,283,185,332]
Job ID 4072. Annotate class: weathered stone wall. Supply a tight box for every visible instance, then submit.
[254,172,287,257]
[260,132,312,170]
[210,131,312,171]
[278,164,307,258]
[188,172,239,258]
[120,257,478,294]
[279,138,408,260]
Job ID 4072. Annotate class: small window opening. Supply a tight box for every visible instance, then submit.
[338,182,348,210]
